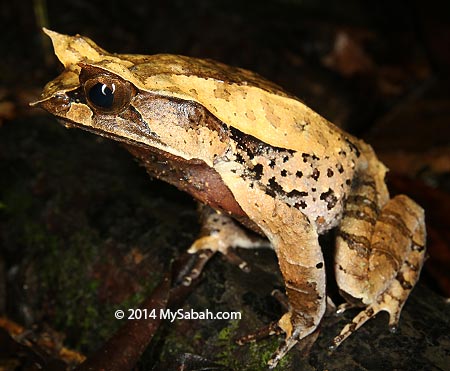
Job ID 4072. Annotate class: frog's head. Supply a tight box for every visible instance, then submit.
[32,29,231,164]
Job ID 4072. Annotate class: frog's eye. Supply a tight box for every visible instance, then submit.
[82,75,133,114]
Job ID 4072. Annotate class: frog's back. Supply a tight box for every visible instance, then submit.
[127,54,351,158]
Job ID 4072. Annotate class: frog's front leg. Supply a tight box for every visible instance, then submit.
[186,205,269,279]
[334,175,426,347]
[214,164,327,368]
[265,205,326,368]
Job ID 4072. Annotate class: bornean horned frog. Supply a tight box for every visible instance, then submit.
[33,29,426,368]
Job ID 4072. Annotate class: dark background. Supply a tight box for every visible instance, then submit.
[1,1,449,370]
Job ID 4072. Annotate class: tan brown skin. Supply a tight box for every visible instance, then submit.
[33,29,426,368]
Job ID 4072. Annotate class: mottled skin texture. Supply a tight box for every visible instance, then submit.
[33,29,426,368]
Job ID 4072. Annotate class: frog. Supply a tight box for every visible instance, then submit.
[32,29,426,368]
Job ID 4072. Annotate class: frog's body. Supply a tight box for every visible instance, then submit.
[34,29,426,367]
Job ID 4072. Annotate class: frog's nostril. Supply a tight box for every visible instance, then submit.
[30,93,71,115]
[50,93,71,114]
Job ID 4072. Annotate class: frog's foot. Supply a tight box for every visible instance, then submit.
[237,289,323,368]
[188,207,269,272]
[334,194,426,349]
[332,245,424,348]
[237,311,319,369]
[267,312,320,368]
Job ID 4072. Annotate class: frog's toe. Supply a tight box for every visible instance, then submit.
[335,302,355,315]
[187,232,254,272]
[176,249,216,286]
[265,311,320,368]
[221,247,251,272]
[236,321,282,345]
[267,333,299,369]
[268,319,320,369]
[331,304,378,349]
[188,208,268,271]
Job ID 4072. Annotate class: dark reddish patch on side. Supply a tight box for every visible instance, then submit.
[124,143,247,220]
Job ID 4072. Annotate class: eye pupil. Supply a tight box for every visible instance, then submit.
[88,83,114,108]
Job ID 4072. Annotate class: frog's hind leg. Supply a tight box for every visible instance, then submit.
[334,176,426,348]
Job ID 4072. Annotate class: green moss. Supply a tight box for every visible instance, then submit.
[214,319,291,370]
[217,318,240,341]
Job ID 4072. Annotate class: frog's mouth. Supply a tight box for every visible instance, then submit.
[56,116,164,153]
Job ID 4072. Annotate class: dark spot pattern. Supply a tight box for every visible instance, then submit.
[235,152,245,164]
[265,177,285,197]
[311,168,320,181]
[230,126,295,160]
[345,137,361,157]
[396,272,413,290]
[287,190,308,198]
[302,152,320,163]
[253,163,263,180]
[295,201,307,209]
[320,188,338,210]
